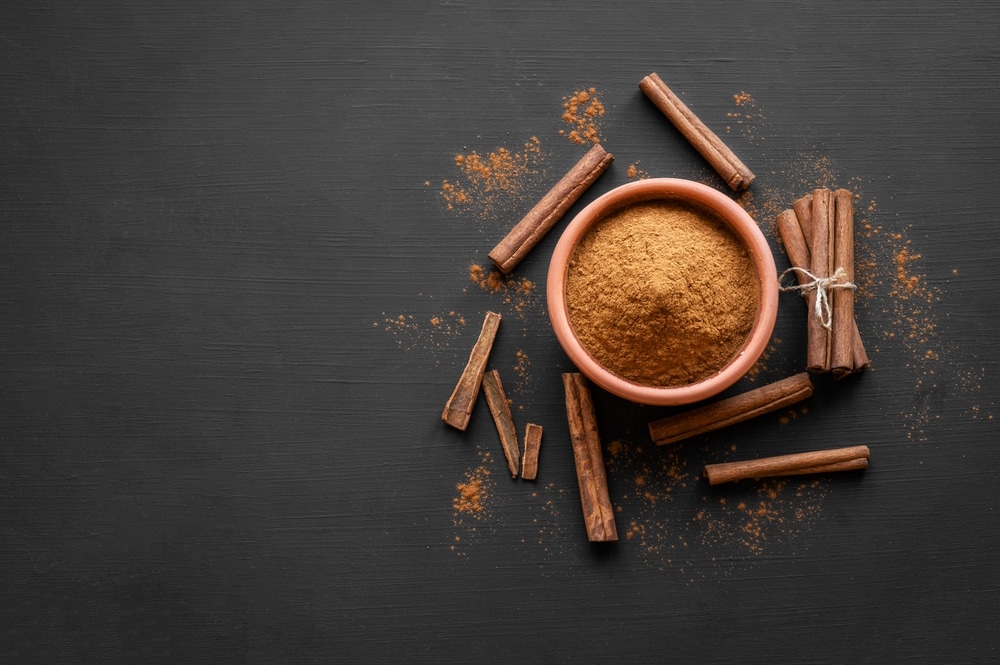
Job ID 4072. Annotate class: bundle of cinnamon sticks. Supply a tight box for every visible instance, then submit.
[777,188,869,378]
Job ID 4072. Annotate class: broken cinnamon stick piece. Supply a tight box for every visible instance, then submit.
[441,311,501,431]
[562,373,617,542]
[482,369,520,478]
[703,445,870,485]
[649,373,813,446]
[638,72,755,191]
[520,423,543,481]
[488,143,613,274]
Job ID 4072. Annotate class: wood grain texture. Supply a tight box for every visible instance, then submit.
[2,1,999,662]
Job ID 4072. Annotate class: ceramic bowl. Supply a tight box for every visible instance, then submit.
[546,178,778,406]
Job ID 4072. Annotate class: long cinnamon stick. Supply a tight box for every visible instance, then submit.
[488,143,613,274]
[830,189,855,377]
[753,457,869,479]
[441,311,501,431]
[482,369,520,478]
[639,72,755,191]
[649,373,813,446]
[563,373,617,542]
[831,188,870,377]
[808,188,834,372]
[703,445,870,485]
[520,423,543,481]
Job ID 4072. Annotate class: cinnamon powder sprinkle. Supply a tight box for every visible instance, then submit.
[454,464,491,515]
[560,87,605,145]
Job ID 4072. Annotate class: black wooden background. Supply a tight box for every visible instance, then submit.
[2,1,998,662]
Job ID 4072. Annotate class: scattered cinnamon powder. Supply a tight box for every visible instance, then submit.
[627,162,650,180]
[468,263,538,316]
[560,87,605,145]
[440,137,545,219]
[451,449,499,556]
[454,467,490,514]
[565,201,758,386]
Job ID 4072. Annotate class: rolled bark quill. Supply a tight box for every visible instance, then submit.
[563,373,617,542]
[441,311,501,431]
[704,445,870,486]
[808,188,834,372]
[649,373,813,446]
[831,188,869,377]
[638,72,755,191]
[488,143,613,275]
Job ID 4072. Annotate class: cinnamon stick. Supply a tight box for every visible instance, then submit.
[752,457,869,479]
[482,369,520,478]
[831,188,870,377]
[791,192,813,229]
[638,72,755,191]
[441,311,501,431]
[776,208,811,289]
[488,143,613,274]
[649,373,813,446]
[703,445,870,485]
[520,423,543,481]
[562,373,617,542]
[808,188,834,372]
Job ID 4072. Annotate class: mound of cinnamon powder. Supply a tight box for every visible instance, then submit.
[565,200,759,386]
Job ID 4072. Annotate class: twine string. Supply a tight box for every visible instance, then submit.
[778,266,856,330]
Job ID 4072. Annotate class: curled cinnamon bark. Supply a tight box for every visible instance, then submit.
[703,445,870,485]
[649,373,813,446]
[639,72,755,191]
[488,143,613,274]
[563,373,617,542]
[808,188,834,372]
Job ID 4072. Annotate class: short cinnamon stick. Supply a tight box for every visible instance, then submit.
[520,423,543,481]
[563,373,617,542]
[808,188,834,372]
[703,445,870,485]
[482,369,520,478]
[649,373,813,446]
[441,311,501,431]
[639,72,755,191]
[488,143,614,274]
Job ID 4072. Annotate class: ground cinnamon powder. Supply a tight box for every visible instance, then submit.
[565,200,758,386]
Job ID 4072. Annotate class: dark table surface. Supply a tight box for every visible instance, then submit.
[3,1,999,662]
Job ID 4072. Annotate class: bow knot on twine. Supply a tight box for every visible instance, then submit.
[779,266,856,330]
